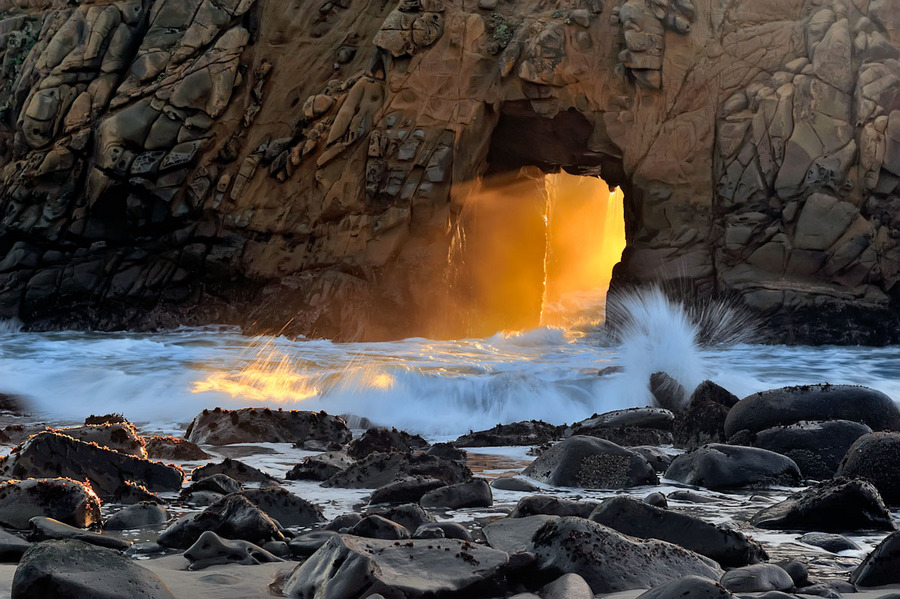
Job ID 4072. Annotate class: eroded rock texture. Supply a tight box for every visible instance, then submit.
[0,0,898,342]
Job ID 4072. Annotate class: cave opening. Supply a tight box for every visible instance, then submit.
[445,103,628,337]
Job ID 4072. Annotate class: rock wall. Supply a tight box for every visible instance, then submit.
[0,0,897,343]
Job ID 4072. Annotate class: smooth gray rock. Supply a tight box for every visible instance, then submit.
[239,487,324,527]
[420,479,492,509]
[837,432,900,504]
[636,575,736,598]
[104,502,167,531]
[720,564,793,593]
[288,530,340,557]
[528,516,723,594]
[724,385,900,439]
[185,407,351,445]
[12,540,175,599]
[413,522,471,541]
[643,492,668,508]
[851,530,900,586]
[369,476,446,504]
[0,478,101,529]
[590,496,767,567]
[283,535,509,598]
[184,530,283,570]
[540,573,594,599]
[490,476,540,492]
[509,495,598,518]
[29,517,131,551]
[523,436,658,489]
[750,477,894,531]
[348,515,410,540]
[665,444,801,490]
[367,503,431,533]
[483,515,558,554]
[157,494,284,550]
[799,532,860,553]
[0,530,31,562]
[632,446,674,471]
[567,407,675,432]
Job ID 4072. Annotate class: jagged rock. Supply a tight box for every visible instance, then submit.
[191,458,273,483]
[528,517,723,593]
[184,530,283,570]
[720,564,793,593]
[144,436,211,461]
[590,496,767,567]
[0,478,100,530]
[724,385,900,439]
[0,529,31,562]
[665,444,801,490]
[49,423,147,458]
[29,517,131,551]
[239,487,324,527]
[509,495,598,518]
[0,432,183,499]
[185,408,351,446]
[346,427,428,458]
[323,452,471,488]
[420,479,492,509]
[182,473,244,498]
[157,494,285,550]
[799,532,860,553]
[522,436,658,489]
[12,540,175,599]
[104,502,167,531]
[283,535,509,598]
[454,420,564,447]
[111,481,161,505]
[837,432,900,504]
[636,575,736,598]
[736,419,872,479]
[348,514,410,540]
[483,515,558,553]
[674,381,740,449]
[369,476,445,504]
[425,443,467,461]
[286,451,355,481]
[750,477,894,531]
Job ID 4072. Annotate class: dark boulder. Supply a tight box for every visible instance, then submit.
[522,436,658,489]
[104,502,167,531]
[674,380,739,449]
[736,420,872,479]
[348,515,410,540]
[0,478,100,529]
[851,530,900,586]
[668,490,719,504]
[0,530,30,562]
[724,384,900,439]
[12,540,175,599]
[182,473,244,497]
[367,503,431,533]
[420,479,492,509]
[509,495,598,518]
[191,458,273,483]
[0,432,183,498]
[483,515,558,553]
[111,481,160,505]
[49,423,147,458]
[240,487,324,527]
[589,496,767,567]
[28,517,131,551]
[157,494,284,550]
[664,444,801,490]
[750,477,894,531]
[537,573,594,599]
[185,407,351,446]
[644,492,668,508]
[346,427,428,459]
[798,532,860,553]
[369,476,446,504]
[631,446,673,471]
[567,407,675,433]
[649,372,688,413]
[490,476,540,492]
[453,420,564,447]
[636,575,736,598]
[286,451,355,481]
[323,452,471,489]
[325,513,362,532]
[413,522,471,541]
[288,530,340,557]
[837,432,900,504]
[426,443,467,461]
[184,530,283,570]
[145,436,211,461]
[528,516,722,593]
[719,564,793,593]
[283,535,509,598]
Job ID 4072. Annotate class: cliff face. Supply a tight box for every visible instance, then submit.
[0,0,898,343]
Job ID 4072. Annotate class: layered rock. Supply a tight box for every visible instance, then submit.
[0,0,896,342]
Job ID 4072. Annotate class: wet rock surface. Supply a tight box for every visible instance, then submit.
[420,478,492,509]
[454,420,564,447]
[103,501,167,531]
[674,381,740,449]
[29,516,131,551]
[191,458,273,484]
[184,530,283,571]
[145,436,211,461]
[157,494,284,550]
[185,408,351,446]
[286,451,355,481]
[346,427,428,458]
[523,436,658,489]
[851,530,900,587]
[0,478,101,529]
[322,451,471,488]
[719,563,793,593]
[837,432,900,504]
[665,444,802,490]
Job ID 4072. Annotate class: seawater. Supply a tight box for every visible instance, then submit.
[0,319,898,437]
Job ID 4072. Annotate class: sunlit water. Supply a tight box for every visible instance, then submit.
[0,320,897,437]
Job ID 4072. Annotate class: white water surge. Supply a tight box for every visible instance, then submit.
[0,291,898,436]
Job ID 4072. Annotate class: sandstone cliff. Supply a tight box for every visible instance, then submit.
[0,0,898,343]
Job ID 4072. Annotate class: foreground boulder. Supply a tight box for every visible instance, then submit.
[737,420,872,479]
[837,432,900,504]
[12,540,175,599]
[0,479,100,529]
[674,381,740,449]
[346,427,428,458]
[750,477,894,531]
[50,423,147,458]
[454,420,564,447]
[29,517,131,551]
[528,517,722,593]
[185,407,351,445]
[157,494,284,549]
[665,444,801,490]
[283,535,509,598]
[719,564,793,593]
[851,530,900,586]
[522,436,658,489]
[724,385,900,439]
[323,452,471,488]
[589,496,767,567]
[0,432,183,498]
[637,575,736,598]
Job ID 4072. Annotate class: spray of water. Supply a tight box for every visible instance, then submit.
[0,318,22,335]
